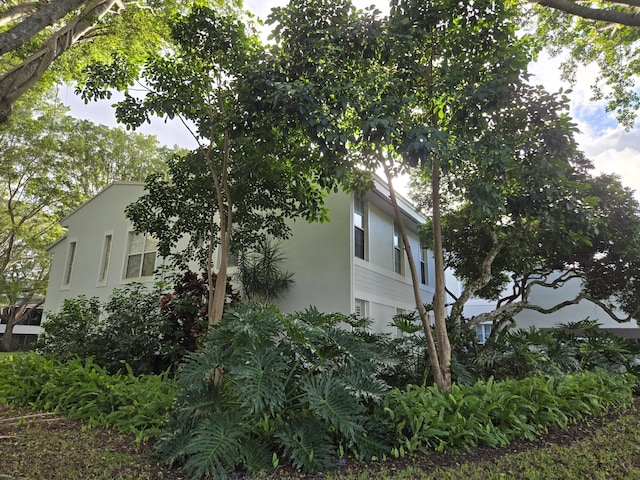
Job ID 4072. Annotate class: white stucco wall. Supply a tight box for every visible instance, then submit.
[43,182,166,319]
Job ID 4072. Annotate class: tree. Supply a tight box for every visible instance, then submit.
[434,172,640,335]
[526,0,640,126]
[93,5,337,325]
[0,92,177,350]
[266,0,536,391]
[0,0,185,123]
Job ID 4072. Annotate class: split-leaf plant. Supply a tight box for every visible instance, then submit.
[155,304,395,478]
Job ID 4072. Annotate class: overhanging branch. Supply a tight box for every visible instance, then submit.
[529,0,640,27]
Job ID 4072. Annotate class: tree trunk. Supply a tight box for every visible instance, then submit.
[381,156,446,389]
[430,154,452,391]
[0,302,40,352]
[0,0,125,123]
[0,0,90,56]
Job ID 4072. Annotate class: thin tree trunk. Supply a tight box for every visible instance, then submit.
[430,154,452,390]
[381,155,445,389]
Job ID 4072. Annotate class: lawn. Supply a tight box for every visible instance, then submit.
[2,399,640,479]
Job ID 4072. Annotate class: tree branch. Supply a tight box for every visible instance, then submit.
[530,0,640,27]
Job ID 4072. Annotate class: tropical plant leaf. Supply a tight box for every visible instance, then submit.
[275,416,336,473]
[302,374,365,440]
[233,347,288,416]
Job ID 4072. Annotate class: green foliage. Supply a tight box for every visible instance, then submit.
[384,371,635,457]
[235,237,294,304]
[0,352,177,442]
[37,272,219,375]
[155,304,394,477]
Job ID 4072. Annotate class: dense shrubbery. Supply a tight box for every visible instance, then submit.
[36,271,216,375]
[6,300,639,478]
[155,304,394,478]
[382,313,640,386]
[0,352,176,442]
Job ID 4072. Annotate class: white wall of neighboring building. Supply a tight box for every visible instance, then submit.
[514,274,638,335]
[43,182,167,318]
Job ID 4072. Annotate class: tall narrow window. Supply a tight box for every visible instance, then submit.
[354,197,365,259]
[62,240,77,287]
[124,232,158,279]
[420,249,428,285]
[97,233,113,285]
[475,323,492,345]
[393,223,403,274]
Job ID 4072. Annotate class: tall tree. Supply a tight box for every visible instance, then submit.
[92,5,337,325]
[266,0,536,390]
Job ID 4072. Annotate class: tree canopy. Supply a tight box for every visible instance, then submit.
[0,0,195,123]
[93,5,338,324]
[527,0,640,126]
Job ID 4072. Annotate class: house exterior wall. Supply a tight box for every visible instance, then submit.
[42,179,497,336]
[43,182,169,317]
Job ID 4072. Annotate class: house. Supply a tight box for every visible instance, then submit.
[41,178,495,336]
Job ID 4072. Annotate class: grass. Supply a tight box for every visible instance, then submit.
[3,400,640,479]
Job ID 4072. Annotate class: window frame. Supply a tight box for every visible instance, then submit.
[353,196,366,260]
[61,237,78,289]
[393,222,403,275]
[123,231,158,280]
[97,231,113,286]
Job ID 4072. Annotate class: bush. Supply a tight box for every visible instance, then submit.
[0,352,177,442]
[155,304,395,478]
[37,271,216,375]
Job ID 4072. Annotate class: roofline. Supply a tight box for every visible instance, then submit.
[60,181,145,227]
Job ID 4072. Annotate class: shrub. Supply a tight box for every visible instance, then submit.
[0,352,177,442]
[155,304,395,478]
[37,271,222,375]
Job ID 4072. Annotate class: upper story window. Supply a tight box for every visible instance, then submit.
[62,239,77,288]
[97,233,113,286]
[354,197,366,260]
[420,249,428,285]
[393,222,403,274]
[124,232,158,279]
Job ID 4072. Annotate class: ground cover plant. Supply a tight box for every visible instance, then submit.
[0,352,176,442]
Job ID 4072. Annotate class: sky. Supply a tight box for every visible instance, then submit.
[64,0,640,201]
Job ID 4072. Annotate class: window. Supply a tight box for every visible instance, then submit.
[393,222,403,274]
[354,197,365,259]
[97,233,113,285]
[420,249,428,285]
[475,323,492,345]
[354,298,369,318]
[124,232,158,279]
[62,239,77,287]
